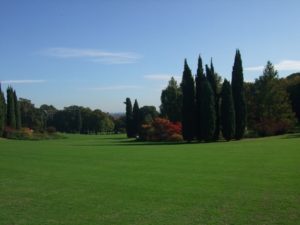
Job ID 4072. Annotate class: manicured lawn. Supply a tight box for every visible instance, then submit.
[0,134,300,225]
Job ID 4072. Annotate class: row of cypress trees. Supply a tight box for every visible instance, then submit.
[0,84,22,136]
[181,50,246,142]
[124,98,140,138]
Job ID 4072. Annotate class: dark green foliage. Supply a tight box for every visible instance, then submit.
[76,109,82,132]
[285,74,300,122]
[53,106,113,134]
[6,87,16,129]
[195,55,205,141]
[40,104,57,128]
[139,105,159,124]
[54,106,82,133]
[13,90,21,129]
[19,98,44,130]
[220,79,235,141]
[244,82,256,131]
[113,116,126,134]
[206,60,220,140]
[132,99,140,136]
[201,78,216,142]
[124,98,134,138]
[231,49,246,139]
[181,59,195,141]
[160,77,182,122]
[252,61,296,136]
[0,84,6,136]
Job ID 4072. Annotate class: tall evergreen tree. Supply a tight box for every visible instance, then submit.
[132,99,140,137]
[220,79,235,141]
[201,78,216,142]
[160,77,182,122]
[195,55,205,141]
[253,61,296,136]
[13,90,21,129]
[124,98,134,138]
[231,49,246,139]
[181,59,195,141]
[206,60,220,140]
[6,87,16,129]
[0,83,6,136]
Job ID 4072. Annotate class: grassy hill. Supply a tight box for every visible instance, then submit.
[0,134,299,225]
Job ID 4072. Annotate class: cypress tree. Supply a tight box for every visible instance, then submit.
[206,60,220,140]
[220,79,235,141]
[13,90,21,129]
[6,87,16,129]
[132,99,140,137]
[201,78,216,142]
[195,55,205,141]
[232,49,246,139]
[0,83,6,136]
[181,59,195,141]
[124,98,134,138]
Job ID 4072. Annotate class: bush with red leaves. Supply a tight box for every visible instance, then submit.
[139,118,182,141]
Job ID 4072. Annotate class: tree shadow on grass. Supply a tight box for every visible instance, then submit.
[282,133,300,139]
[72,138,226,148]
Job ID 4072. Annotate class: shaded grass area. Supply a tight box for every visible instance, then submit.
[0,134,299,225]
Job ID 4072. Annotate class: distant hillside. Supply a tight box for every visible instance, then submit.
[286,72,300,79]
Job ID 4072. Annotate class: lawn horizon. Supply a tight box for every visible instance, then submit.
[1,133,299,225]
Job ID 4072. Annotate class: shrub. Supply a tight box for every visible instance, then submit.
[139,118,182,142]
[167,133,183,142]
[3,126,65,140]
[46,126,56,134]
[255,118,294,136]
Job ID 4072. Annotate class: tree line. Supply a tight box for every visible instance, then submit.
[125,50,298,141]
[0,87,118,137]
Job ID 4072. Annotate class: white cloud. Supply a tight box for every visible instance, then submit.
[275,60,300,71]
[84,85,141,91]
[42,47,141,64]
[144,74,180,81]
[1,80,46,84]
[245,60,300,72]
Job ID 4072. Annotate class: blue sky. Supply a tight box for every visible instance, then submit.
[1,0,300,112]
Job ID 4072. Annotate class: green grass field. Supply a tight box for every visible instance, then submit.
[1,134,300,225]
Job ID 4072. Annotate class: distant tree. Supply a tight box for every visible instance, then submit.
[124,98,134,138]
[19,98,51,131]
[76,109,82,133]
[201,78,216,142]
[78,107,93,134]
[6,87,16,129]
[99,113,114,133]
[231,49,246,139]
[0,83,6,136]
[284,74,300,122]
[13,90,21,129]
[253,61,296,136]
[195,55,205,141]
[206,60,220,140]
[160,77,182,122]
[139,105,159,124]
[113,115,126,134]
[40,104,57,128]
[220,79,235,141]
[181,59,195,141]
[132,99,140,136]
